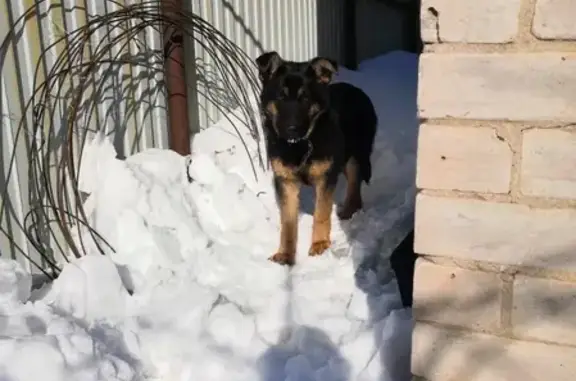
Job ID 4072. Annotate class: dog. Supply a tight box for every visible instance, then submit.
[256,51,377,266]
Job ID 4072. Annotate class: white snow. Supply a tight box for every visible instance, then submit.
[0,51,418,381]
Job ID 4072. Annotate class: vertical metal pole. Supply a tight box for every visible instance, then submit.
[182,0,202,137]
[162,0,191,156]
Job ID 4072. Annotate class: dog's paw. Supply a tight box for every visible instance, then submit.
[308,240,331,256]
[268,252,295,266]
[337,204,361,221]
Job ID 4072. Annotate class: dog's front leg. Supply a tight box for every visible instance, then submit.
[309,179,334,256]
[269,176,300,266]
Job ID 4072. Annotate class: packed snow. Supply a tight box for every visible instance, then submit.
[0,51,418,381]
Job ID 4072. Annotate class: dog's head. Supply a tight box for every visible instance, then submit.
[255,51,338,143]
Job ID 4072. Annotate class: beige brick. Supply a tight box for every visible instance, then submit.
[512,276,576,345]
[412,322,576,381]
[414,194,576,271]
[418,53,576,122]
[413,258,502,331]
[533,0,576,40]
[421,0,521,43]
[521,129,576,199]
[416,125,512,193]
[420,7,439,43]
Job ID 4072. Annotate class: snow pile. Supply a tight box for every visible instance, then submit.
[0,51,418,381]
[0,257,138,381]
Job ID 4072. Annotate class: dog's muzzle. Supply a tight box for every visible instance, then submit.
[285,125,302,144]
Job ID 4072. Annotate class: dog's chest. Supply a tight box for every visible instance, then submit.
[289,166,326,186]
[270,154,332,187]
[296,170,314,186]
[272,142,309,163]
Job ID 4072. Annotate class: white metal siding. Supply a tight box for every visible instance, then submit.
[189,0,345,129]
[0,0,168,273]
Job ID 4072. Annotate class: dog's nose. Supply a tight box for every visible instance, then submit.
[287,125,297,132]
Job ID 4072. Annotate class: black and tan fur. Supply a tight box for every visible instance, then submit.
[256,51,377,266]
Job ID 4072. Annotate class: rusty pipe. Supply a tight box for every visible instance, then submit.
[162,0,191,156]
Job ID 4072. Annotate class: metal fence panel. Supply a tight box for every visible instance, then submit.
[0,0,168,274]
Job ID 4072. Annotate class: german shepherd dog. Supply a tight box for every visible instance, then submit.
[256,51,377,266]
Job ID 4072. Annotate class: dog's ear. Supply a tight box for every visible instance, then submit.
[255,51,283,81]
[308,57,338,84]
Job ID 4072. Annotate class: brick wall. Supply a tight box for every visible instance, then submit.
[412,0,576,380]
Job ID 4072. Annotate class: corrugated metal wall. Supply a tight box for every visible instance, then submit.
[0,0,168,274]
[189,0,346,129]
